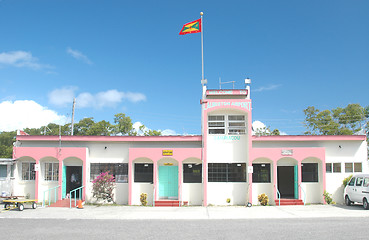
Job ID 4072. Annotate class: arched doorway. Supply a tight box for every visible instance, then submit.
[157,158,179,200]
[277,157,298,199]
[63,157,83,198]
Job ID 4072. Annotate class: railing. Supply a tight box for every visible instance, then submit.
[69,186,84,208]
[275,185,281,206]
[299,184,306,206]
[43,185,60,207]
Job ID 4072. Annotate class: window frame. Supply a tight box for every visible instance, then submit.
[333,163,341,173]
[90,163,128,183]
[21,162,36,181]
[208,163,246,183]
[134,163,153,183]
[252,163,271,183]
[301,163,318,182]
[208,115,225,135]
[0,165,7,179]
[44,162,59,181]
[183,164,202,183]
[208,114,247,135]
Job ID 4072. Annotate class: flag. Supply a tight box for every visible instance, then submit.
[17,130,29,135]
[179,19,201,35]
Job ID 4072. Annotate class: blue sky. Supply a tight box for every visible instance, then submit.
[0,0,368,135]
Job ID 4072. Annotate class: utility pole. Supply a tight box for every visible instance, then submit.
[71,98,76,135]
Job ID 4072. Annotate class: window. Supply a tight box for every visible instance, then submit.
[183,164,202,183]
[44,163,59,181]
[90,163,128,183]
[208,163,246,182]
[228,115,246,135]
[302,163,318,182]
[364,178,369,187]
[348,177,356,186]
[356,177,363,186]
[22,162,35,180]
[0,165,7,178]
[134,163,153,183]
[208,115,246,135]
[333,163,341,173]
[354,163,362,172]
[208,116,225,134]
[326,163,332,173]
[345,162,362,173]
[252,164,271,183]
[345,163,353,173]
[10,164,14,178]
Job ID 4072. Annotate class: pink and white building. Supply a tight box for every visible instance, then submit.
[10,84,368,206]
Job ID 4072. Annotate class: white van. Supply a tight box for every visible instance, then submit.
[344,174,369,210]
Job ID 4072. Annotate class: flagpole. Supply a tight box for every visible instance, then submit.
[200,12,204,81]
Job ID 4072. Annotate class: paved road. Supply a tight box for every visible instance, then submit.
[0,217,367,240]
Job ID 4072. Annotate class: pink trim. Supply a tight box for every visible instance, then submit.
[16,135,202,142]
[206,89,248,96]
[252,135,367,141]
[250,147,326,202]
[14,147,87,201]
[128,148,202,205]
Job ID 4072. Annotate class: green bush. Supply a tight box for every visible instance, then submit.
[323,190,335,204]
[140,193,148,206]
[343,175,353,186]
[258,193,269,206]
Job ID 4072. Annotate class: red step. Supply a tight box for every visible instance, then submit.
[48,199,77,208]
[275,199,304,206]
[154,200,188,207]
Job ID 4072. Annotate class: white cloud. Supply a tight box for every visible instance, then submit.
[161,129,177,136]
[254,84,281,92]
[0,100,67,132]
[66,47,92,65]
[0,51,50,70]
[48,86,77,107]
[252,120,268,135]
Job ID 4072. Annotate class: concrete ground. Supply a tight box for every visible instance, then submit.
[1,204,369,220]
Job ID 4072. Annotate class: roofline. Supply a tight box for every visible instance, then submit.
[16,135,202,142]
[252,135,367,141]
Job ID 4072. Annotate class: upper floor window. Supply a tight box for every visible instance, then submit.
[208,115,246,135]
[22,162,35,181]
[44,162,59,181]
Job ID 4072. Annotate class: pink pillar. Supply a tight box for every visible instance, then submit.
[274,161,278,201]
[58,160,63,200]
[298,160,302,200]
[35,159,39,201]
[128,160,133,205]
[178,161,182,203]
[153,161,157,203]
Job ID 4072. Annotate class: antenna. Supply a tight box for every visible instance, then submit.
[219,77,236,89]
[71,97,76,135]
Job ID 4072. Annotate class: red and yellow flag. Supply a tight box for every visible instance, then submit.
[179,19,201,35]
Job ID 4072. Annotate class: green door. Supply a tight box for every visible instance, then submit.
[294,165,298,199]
[62,165,66,198]
[159,166,178,199]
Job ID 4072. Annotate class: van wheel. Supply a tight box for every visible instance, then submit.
[345,195,352,206]
[363,198,369,210]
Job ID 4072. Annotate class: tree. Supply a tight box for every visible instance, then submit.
[113,113,133,135]
[73,117,96,135]
[89,120,113,136]
[304,104,369,136]
[0,131,16,158]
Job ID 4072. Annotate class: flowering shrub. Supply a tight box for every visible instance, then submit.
[140,193,148,206]
[258,193,269,206]
[92,172,116,203]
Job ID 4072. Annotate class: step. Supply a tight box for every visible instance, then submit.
[48,199,77,208]
[275,199,304,206]
[154,200,188,207]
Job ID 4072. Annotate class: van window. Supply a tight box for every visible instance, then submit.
[364,178,369,187]
[356,177,363,186]
[348,177,356,186]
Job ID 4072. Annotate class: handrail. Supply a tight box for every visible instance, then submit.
[43,185,60,207]
[69,186,84,208]
[274,185,281,206]
[299,184,306,206]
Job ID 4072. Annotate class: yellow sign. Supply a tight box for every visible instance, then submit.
[162,150,173,156]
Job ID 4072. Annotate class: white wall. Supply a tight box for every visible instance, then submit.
[182,183,202,205]
[207,183,248,205]
[252,183,274,205]
[131,183,153,205]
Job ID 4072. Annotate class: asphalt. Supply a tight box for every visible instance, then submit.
[1,204,369,220]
